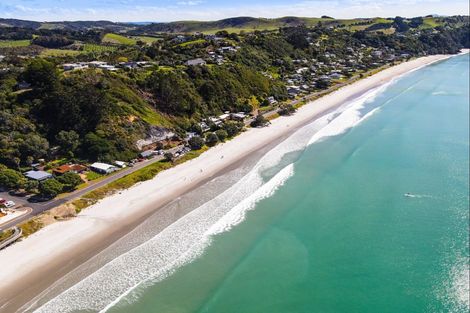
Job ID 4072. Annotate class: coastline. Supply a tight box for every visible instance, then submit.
[0,53,458,312]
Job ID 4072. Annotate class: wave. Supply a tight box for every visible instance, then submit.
[33,72,399,313]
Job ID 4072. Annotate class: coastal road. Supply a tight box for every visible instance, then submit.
[0,145,184,232]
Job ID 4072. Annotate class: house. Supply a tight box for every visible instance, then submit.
[186,58,206,66]
[98,64,118,71]
[53,164,87,175]
[230,112,246,121]
[185,132,197,141]
[136,128,175,151]
[88,61,107,68]
[287,86,301,97]
[90,163,117,174]
[199,122,210,132]
[140,150,156,159]
[267,96,278,105]
[119,62,138,69]
[24,170,53,181]
[218,113,231,121]
[63,63,88,71]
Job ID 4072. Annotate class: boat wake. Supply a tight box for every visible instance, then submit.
[404,193,433,199]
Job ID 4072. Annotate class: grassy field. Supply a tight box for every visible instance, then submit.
[103,33,137,45]
[132,36,161,44]
[40,49,81,57]
[0,39,31,48]
[177,38,207,47]
[83,43,117,53]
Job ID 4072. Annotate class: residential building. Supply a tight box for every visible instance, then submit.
[90,163,117,174]
[186,58,206,66]
[24,170,53,181]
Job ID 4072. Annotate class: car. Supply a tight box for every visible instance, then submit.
[4,201,15,208]
[0,198,5,205]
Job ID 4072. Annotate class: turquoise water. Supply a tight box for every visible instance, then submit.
[34,55,468,313]
[105,55,469,313]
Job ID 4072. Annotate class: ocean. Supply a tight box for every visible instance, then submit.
[34,54,469,313]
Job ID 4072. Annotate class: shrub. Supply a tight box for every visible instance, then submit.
[250,114,268,127]
[205,132,219,146]
[39,179,64,198]
[215,129,228,142]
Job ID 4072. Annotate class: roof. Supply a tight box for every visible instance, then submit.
[140,150,155,158]
[90,162,115,171]
[186,58,206,66]
[24,170,53,181]
[53,165,72,174]
[70,164,87,172]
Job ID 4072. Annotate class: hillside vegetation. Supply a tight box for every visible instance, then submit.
[0,15,468,171]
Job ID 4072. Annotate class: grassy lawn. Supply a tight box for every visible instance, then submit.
[86,171,103,181]
[0,39,31,48]
[103,33,136,45]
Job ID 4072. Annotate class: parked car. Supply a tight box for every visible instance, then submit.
[4,201,15,208]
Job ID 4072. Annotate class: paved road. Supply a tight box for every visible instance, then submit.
[0,145,183,232]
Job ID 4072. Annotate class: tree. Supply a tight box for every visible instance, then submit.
[215,129,228,142]
[205,132,219,146]
[250,114,269,127]
[39,179,63,198]
[18,134,49,161]
[188,136,205,150]
[83,132,114,161]
[56,172,83,191]
[22,59,58,92]
[0,169,25,190]
[56,130,80,156]
[164,152,174,162]
[24,180,39,193]
[222,121,241,137]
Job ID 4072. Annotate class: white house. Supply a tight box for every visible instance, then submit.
[90,163,117,174]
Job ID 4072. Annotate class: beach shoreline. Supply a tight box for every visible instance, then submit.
[0,53,460,312]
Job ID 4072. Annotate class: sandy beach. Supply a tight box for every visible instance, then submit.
[0,53,458,312]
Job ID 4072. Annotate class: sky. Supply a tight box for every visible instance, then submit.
[0,0,468,22]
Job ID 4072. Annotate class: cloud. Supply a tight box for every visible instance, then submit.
[0,0,467,22]
[177,0,204,6]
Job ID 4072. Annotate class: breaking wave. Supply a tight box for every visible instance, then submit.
[33,78,394,313]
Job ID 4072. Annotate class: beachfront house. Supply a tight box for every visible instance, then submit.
[90,162,117,174]
[140,150,156,159]
[24,170,53,182]
[53,164,87,175]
